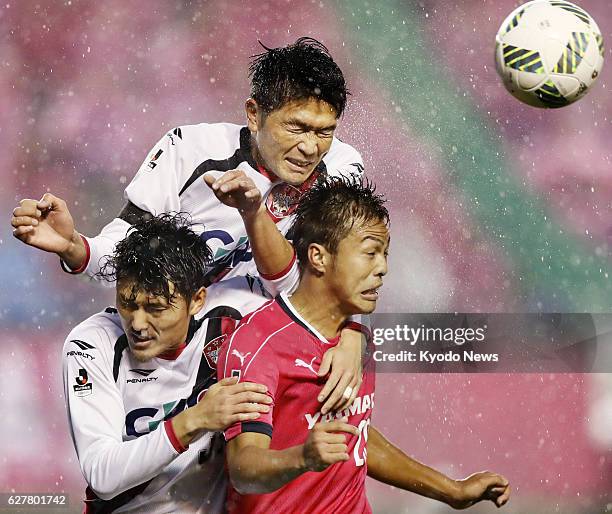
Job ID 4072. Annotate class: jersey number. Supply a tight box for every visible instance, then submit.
[353,418,370,467]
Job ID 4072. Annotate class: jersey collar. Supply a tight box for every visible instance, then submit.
[276,292,339,345]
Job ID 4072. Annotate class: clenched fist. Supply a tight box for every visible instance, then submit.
[204,170,262,219]
[11,193,87,269]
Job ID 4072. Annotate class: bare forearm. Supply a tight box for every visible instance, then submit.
[170,409,208,448]
[228,444,307,494]
[242,206,294,276]
[58,230,88,269]
[367,426,460,506]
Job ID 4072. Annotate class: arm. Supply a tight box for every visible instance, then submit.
[367,426,510,509]
[205,170,366,413]
[226,420,357,495]
[64,326,270,499]
[11,128,188,278]
[63,330,183,499]
[203,170,294,277]
[11,195,144,278]
[170,377,271,448]
[226,433,307,494]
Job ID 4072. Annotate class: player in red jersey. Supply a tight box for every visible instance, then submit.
[217,178,511,513]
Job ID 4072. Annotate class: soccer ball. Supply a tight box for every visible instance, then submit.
[495,0,604,108]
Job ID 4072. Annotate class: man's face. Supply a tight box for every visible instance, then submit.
[326,219,390,315]
[247,97,338,186]
[116,280,202,362]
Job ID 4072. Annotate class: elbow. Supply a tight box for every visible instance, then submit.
[229,469,258,495]
[86,479,122,501]
[228,465,269,495]
[81,461,124,500]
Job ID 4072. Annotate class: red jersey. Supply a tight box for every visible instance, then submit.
[217,293,376,514]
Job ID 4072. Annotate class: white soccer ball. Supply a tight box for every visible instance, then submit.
[495,0,604,108]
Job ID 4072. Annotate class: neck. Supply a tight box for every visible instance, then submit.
[289,276,349,339]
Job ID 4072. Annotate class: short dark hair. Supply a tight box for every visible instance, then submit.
[290,177,389,270]
[249,37,348,117]
[98,213,212,302]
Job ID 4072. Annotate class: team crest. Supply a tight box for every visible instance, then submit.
[265,183,302,220]
[202,334,227,369]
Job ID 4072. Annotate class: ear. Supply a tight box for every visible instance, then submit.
[245,98,259,133]
[188,287,207,316]
[307,243,331,275]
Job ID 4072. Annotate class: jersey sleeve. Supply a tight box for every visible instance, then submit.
[61,127,196,279]
[63,322,184,500]
[124,129,187,214]
[217,316,280,441]
[78,217,131,280]
[259,250,300,296]
[345,314,372,339]
[325,139,365,181]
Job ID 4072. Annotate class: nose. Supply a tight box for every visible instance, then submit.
[296,133,318,158]
[376,254,388,278]
[131,308,148,332]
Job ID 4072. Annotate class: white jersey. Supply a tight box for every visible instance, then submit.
[62,307,239,514]
[76,123,364,295]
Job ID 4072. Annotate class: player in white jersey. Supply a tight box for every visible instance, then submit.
[63,213,272,513]
[13,37,365,413]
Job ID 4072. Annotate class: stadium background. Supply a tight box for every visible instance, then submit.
[1,0,611,512]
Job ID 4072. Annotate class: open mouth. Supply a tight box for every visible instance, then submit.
[361,287,380,301]
[285,157,314,171]
[130,330,153,347]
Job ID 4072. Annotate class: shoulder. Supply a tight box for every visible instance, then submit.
[173,122,244,158]
[323,137,364,178]
[63,308,124,360]
[225,300,293,352]
[219,300,295,380]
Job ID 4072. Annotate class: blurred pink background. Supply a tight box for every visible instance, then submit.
[1,1,611,512]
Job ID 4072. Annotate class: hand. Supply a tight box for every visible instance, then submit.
[303,418,359,472]
[449,471,510,509]
[188,377,272,432]
[204,170,262,218]
[11,193,86,269]
[318,329,363,414]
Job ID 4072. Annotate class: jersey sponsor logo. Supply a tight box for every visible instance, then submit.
[125,379,213,436]
[127,368,158,383]
[73,368,93,397]
[304,392,375,429]
[71,339,95,351]
[231,349,251,366]
[66,350,95,361]
[147,148,164,169]
[294,356,317,375]
[203,335,227,369]
[201,231,253,283]
[265,183,302,220]
[204,232,252,264]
